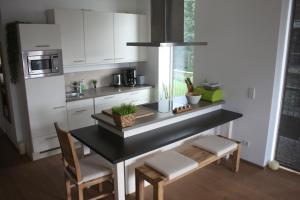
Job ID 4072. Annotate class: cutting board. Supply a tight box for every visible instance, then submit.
[102,106,155,119]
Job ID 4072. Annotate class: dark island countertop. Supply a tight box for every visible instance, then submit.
[71,109,242,164]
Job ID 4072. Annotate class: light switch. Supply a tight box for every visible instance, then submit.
[248,88,256,99]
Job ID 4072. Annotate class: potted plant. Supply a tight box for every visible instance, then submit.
[112,104,137,128]
[91,79,97,89]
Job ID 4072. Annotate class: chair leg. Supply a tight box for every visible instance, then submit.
[153,182,164,200]
[65,176,72,200]
[98,183,103,193]
[135,169,144,200]
[232,144,241,172]
[77,185,84,200]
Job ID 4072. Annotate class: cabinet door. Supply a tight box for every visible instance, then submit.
[84,11,114,64]
[114,13,147,63]
[18,24,61,51]
[67,99,95,130]
[50,9,85,66]
[25,76,67,139]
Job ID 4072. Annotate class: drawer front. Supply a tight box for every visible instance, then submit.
[32,135,60,153]
[67,99,95,130]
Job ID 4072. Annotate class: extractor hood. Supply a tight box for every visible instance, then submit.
[127,0,207,47]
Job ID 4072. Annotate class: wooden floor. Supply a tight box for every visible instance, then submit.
[1,131,300,200]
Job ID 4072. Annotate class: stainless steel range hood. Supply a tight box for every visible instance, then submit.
[127,0,207,47]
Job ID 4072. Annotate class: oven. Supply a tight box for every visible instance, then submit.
[22,49,63,79]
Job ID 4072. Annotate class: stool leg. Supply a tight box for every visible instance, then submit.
[232,144,241,172]
[135,169,144,200]
[153,182,164,200]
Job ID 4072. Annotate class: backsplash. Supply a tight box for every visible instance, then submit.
[64,68,123,91]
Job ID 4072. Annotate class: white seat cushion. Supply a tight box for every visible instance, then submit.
[79,154,112,183]
[145,151,198,180]
[193,135,237,157]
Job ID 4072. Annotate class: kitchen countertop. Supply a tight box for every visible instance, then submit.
[71,109,243,164]
[66,85,153,102]
[92,100,225,134]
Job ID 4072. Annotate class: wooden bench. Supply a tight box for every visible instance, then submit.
[135,136,241,200]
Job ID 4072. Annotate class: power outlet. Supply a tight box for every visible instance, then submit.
[241,140,250,147]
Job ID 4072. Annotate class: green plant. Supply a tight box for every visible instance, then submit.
[6,21,27,83]
[92,79,97,88]
[112,104,137,116]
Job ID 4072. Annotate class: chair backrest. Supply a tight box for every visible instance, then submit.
[54,122,81,181]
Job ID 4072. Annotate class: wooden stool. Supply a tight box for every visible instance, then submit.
[135,136,241,200]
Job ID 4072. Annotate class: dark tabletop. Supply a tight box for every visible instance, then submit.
[71,109,242,164]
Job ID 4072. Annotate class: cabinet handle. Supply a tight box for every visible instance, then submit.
[115,58,125,60]
[130,92,140,96]
[104,96,115,100]
[53,106,65,110]
[36,45,50,48]
[45,136,57,140]
[104,58,114,61]
[74,109,87,113]
[73,60,85,63]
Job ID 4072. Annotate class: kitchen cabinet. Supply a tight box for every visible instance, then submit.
[18,24,61,51]
[67,98,95,130]
[25,76,67,160]
[84,11,114,64]
[114,13,147,63]
[94,88,151,113]
[47,9,85,66]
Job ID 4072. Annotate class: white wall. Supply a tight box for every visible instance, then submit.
[194,0,284,166]
[0,0,138,150]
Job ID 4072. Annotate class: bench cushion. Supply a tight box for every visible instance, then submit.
[193,135,237,157]
[145,151,198,180]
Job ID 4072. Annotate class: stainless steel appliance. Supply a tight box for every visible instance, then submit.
[122,69,136,87]
[112,73,122,87]
[136,75,145,85]
[22,49,63,79]
[127,0,207,47]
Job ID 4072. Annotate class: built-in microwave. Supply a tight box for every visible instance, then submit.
[22,49,63,79]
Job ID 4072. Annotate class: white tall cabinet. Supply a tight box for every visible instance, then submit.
[84,11,115,64]
[47,9,85,66]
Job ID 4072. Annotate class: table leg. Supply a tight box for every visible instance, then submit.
[113,162,126,200]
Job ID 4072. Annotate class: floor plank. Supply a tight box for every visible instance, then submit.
[0,132,300,200]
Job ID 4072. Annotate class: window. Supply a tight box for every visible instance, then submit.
[173,0,196,97]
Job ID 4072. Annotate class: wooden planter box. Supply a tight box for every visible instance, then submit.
[113,114,136,128]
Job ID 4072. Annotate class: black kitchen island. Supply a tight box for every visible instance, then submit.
[71,108,242,200]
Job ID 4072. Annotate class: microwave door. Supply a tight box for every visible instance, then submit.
[27,55,52,75]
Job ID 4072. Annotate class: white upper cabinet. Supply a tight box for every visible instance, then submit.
[47,9,85,66]
[18,24,61,51]
[114,13,147,63]
[84,11,114,64]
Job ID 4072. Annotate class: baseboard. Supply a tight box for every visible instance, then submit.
[241,159,265,169]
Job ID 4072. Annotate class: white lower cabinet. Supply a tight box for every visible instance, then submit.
[67,99,95,130]
[94,88,152,113]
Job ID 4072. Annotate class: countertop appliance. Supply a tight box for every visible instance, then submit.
[112,73,122,87]
[22,49,63,79]
[136,75,145,85]
[123,69,136,87]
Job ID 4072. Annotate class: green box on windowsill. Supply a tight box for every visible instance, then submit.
[194,86,223,102]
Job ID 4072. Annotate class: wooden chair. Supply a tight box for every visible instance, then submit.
[54,123,114,200]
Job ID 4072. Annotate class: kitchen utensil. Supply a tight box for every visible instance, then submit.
[186,93,201,105]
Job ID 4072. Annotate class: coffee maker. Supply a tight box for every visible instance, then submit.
[122,68,136,87]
